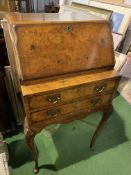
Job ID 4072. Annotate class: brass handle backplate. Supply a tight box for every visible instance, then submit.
[46,94,61,104]
[95,84,106,93]
[47,108,60,117]
[90,98,101,106]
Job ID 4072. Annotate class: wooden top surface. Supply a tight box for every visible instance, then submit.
[5,12,104,25]
[21,70,120,96]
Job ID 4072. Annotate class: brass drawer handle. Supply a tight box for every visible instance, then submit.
[46,94,61,104]
[65,25,73,32]
[90,98,101,106]
[47,108,60,117]
[95,84,106,93]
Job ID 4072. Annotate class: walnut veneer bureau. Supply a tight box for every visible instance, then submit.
[2,13,120,173]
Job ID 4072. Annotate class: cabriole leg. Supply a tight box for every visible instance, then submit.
[90,104,113,149]
[24,126,39,173]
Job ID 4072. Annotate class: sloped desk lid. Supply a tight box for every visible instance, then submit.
[3,13,114,82]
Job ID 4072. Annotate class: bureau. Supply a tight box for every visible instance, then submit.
[2,13,120,173]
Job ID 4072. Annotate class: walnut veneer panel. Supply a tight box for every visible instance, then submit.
[29,79,117,110]
[21,70,119,96]
[6,13,114,81]
[30,93,112,123]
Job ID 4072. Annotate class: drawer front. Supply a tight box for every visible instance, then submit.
[29,79,117,110]
[30,93,112,123]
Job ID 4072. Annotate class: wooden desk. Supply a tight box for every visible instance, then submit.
[2,13,120,173]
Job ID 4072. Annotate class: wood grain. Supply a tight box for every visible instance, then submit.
[5,13,114,81]
[29,79,117,110]
[6,13,104,24]
[30,93,112,123]
[21,70,120,96]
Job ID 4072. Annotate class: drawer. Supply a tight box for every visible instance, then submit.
[29,79,117,110]
[30,93,112,123]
